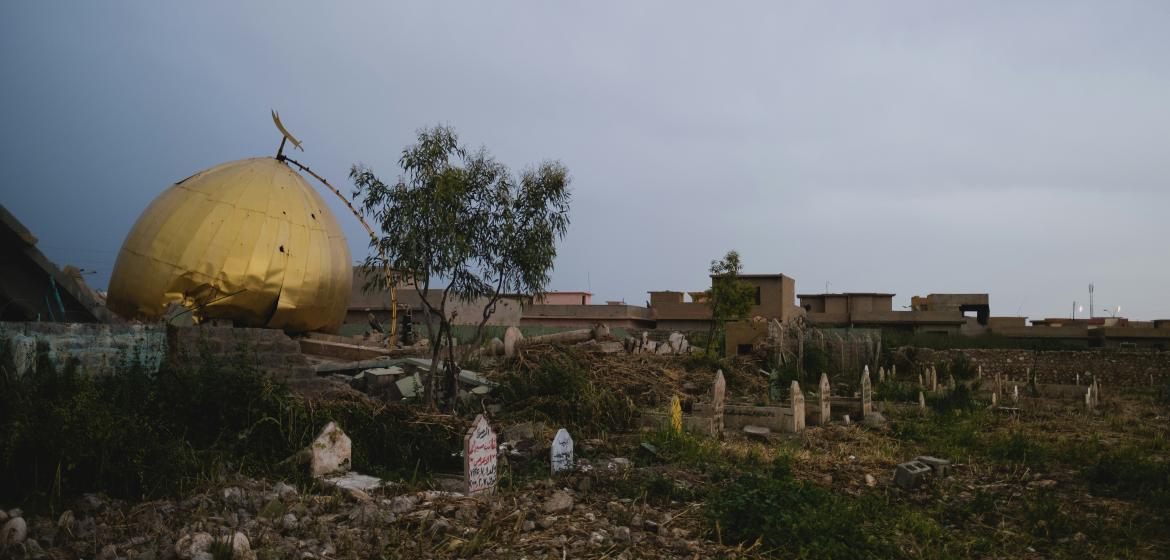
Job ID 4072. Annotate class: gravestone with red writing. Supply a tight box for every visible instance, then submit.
[464,414,498,496]
[550,428,574,475]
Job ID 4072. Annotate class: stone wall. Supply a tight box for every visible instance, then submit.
[167,325,315,382]
[1,322,313,382]
[0,322,166,377]
[901,347,1170,387]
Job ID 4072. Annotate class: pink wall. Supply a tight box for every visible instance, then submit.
[538,292,592,305]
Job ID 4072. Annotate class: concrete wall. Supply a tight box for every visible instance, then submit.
[521,304,654,329]
[1,322,166,378]
[536,292,592,305]
[1,322,314,382]
[904,347,1170,387]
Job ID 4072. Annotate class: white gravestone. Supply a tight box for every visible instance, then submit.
[464,414,498,496]
[310,422,351,477]
[551,428,574,475]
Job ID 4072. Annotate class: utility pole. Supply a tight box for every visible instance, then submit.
[1089,283,1094,319]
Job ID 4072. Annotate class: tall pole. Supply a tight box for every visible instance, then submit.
[1089,283,1094,319]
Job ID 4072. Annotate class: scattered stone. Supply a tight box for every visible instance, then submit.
[743,425,771,440]
[388,495,418,514]
[174,532,213,560]
[0,516,28,546]
[865,474,877,487]
[894,460,932,489]
[538,516,556,529]
[273,481,298,500]
[862,411,888,428]
[323,472,385,494]
[543,491,574,514]
[615,526,632,542]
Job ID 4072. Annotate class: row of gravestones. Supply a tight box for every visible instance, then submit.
[307,414,576,500]
[464,415,580,497]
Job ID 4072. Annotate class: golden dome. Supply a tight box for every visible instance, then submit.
[107,157,351,332]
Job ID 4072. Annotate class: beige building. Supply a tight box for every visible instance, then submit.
[650,273,800,331]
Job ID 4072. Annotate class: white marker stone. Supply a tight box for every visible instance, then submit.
[310,422,351,477]
[550,428,574,475]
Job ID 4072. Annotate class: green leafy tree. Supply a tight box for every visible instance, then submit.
[705,250,756,353]
[350,125,571,408]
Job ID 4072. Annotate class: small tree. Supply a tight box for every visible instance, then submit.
[705,250,756,353]
[350,125,571,408]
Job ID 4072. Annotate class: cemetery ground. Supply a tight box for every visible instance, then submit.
[1,346,1169,559]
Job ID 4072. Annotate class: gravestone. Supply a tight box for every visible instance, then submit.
[789,380,805,432]
[669,395,683,434]
[977,365,982,379]
[503,326,523,358]
[1076,373,1080,386]
[947,374,956,391]
[712,370,726,437]
[879,366,886,382]
[892,365,897,378]
[991,391,998,407]
[918,391,926,413]
[550,428,574,475]
[1012,385,1020,405]
[310,422,352,477]
[1084,387,1093,411]
[464,414,498,496]
[860,368,873,419]
[818,373,831,425]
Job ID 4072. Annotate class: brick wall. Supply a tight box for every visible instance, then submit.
[901,347,1170,387]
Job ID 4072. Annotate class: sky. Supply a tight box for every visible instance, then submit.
[2,1,1168,320]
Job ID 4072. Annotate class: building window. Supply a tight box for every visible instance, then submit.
[754,286,761,305]
[737,344,753,355]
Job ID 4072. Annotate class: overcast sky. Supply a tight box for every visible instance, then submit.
[2,2,1168,320]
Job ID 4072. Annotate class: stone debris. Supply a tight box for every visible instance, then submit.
[743,425,771,440]
[543,490,575,514]
[1,516,28,546]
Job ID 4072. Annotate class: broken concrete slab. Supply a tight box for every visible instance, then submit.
[743,425,771,440]
[322,472,386,494]
[396,373,424,399]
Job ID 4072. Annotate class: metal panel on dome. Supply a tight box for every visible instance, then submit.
[107,157,351,333]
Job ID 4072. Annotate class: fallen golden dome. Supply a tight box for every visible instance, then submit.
[107,157,351,332]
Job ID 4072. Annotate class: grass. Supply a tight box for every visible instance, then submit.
[0,335,462,511]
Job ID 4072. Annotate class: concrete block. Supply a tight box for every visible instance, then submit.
[914,455,951,477]
[894,460,932,489]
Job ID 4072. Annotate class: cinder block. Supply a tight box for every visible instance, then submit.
[894,460,932,489]
[915,455,951,477]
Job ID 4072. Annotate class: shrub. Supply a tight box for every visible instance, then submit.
[705,460,895,558]
[495,348,637,435]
